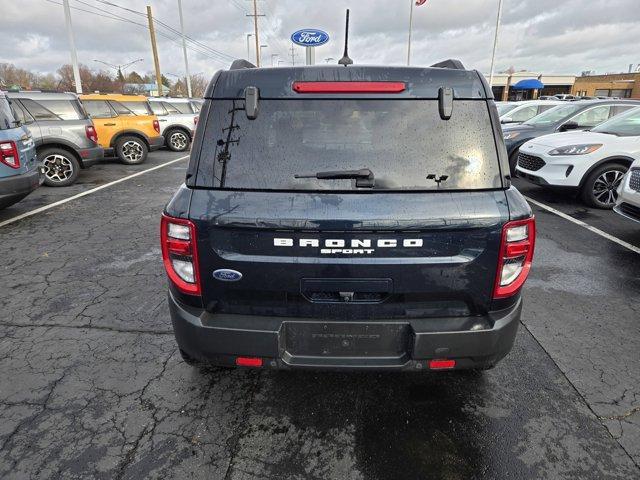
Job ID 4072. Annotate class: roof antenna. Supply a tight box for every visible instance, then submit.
[338,9,353,66]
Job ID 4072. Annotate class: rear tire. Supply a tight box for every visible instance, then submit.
[580,163,627,209]
[166,129,191,152]
[38,147,80,187]
[116,136,148,165]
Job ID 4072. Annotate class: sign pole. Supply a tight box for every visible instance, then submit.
[489,0,504,88]
[305,47,315,66]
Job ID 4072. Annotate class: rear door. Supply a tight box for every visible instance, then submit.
[190,94,509,320]
[83,100,121,148]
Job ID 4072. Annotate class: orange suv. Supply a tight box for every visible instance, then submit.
[79,94,163,164]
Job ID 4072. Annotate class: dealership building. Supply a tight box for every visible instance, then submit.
[488,71,576,101]
[572,72,640,99]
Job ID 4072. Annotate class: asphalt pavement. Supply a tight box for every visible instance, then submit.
[0,151,638,479]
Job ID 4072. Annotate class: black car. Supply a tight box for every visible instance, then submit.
[502,99,640,175]
[161,60,536,372]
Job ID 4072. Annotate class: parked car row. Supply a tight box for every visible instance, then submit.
[0,91,201,208]
[499,98,640,215]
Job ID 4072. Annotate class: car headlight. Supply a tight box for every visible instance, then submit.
[548,144,603,156]
[503,132,521,140]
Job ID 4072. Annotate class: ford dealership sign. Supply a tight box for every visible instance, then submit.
[291,29,330,47]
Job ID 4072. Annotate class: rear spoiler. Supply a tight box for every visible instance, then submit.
[230,59,257,70]
[430,59,465,70]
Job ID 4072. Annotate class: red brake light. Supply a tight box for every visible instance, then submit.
[292,81,406,94]
[153,119,160,134]
[85,125,98,143]
[0,141,20,169]
[236,357,263,367]
[194,116,199,125]
[493,217,536,299]
[429,359,456,370]
[161,214,201,296]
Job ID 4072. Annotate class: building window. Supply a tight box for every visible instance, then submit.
[594,88,632,98]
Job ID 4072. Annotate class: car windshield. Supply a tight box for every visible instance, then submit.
[524,104,582,126]
[592,107,640,137]
[497,103,518,116]
[196,99,502,191]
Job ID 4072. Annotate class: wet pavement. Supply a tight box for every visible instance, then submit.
[0,151,638,479]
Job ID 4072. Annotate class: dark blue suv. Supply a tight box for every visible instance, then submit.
[162,60,536,372]
[0,91,40,209]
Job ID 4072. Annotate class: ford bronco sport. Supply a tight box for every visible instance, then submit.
[161,59,536,371]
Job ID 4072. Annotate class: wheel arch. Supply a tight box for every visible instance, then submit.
[578,156,634,189]
[37,142,85,168]
[110,130,150,149]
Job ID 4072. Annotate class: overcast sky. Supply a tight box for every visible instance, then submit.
[2,0,639,79]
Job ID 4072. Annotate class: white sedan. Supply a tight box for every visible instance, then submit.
[614,158,640,223]
[516,107,640,208]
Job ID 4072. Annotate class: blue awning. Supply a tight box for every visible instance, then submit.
[512,79,544,90]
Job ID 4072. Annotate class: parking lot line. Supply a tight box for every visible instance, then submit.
[0,155,189,229]
[524,195,640,255]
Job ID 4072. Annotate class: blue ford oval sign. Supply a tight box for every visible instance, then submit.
[213,269,243,282]
[291,29,330,47]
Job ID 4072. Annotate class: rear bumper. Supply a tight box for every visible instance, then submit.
[0,168,41,207]
[148,135,164,151]
[169,292,522,371]
[77,146,104,168]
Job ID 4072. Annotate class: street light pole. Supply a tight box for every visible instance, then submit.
[260,45,268,67]
[271,54,278,67]
[62,0,82,93]
[246,34,253,60]
[177,0,192,97]
[407,0,414,66]
[488,0,504,88]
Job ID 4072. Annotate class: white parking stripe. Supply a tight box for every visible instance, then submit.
[524,195,640,255]
[0,155,189,229]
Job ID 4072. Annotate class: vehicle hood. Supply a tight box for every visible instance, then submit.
[524,131,618,149]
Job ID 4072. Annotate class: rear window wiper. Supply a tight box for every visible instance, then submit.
[294,168,375,188]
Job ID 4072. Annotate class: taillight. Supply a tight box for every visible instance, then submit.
[161,214,201,296]
[153,119,160,134]
[85,125,98,143]
[0,141,20,169]
[493,217,536,299]
[194,116,199,125]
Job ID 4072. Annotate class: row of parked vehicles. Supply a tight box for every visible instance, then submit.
[497,98,640,221]
[0,90,203,208]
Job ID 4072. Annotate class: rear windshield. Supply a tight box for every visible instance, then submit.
[196,99,502,191]
[0,97,16,130]
[21,99,87,121]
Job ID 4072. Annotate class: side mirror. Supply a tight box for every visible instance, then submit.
[501,117,514,124]
[559,121,579,132]
[244,86,259,120]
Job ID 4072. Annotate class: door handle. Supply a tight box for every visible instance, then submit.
[159,119,167,122]
[104,123,116,126]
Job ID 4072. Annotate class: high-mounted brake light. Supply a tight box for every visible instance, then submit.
[161,214,201,295]
[493,217,536,299]
[292,81,406,94]
[85,125,98,143]
[153,119,160,134]
[0,141,20,169]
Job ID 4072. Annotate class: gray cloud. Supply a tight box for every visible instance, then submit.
[1,0,639,80]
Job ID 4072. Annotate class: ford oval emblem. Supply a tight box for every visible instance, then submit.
[291,29,330,47]
[213,269,243,282]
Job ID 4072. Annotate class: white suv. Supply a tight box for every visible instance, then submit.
[614,158,640,223]
[516,106,640,208]
[148,98,198,152]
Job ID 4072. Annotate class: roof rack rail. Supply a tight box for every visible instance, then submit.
[430,59,465,70]
[230,59,257,70]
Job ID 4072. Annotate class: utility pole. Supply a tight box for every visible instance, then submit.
[146,5,163,96]
[246,0,264,66]
[488,0,504,88]
[62,0,82,93]
[177,0,192,97]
